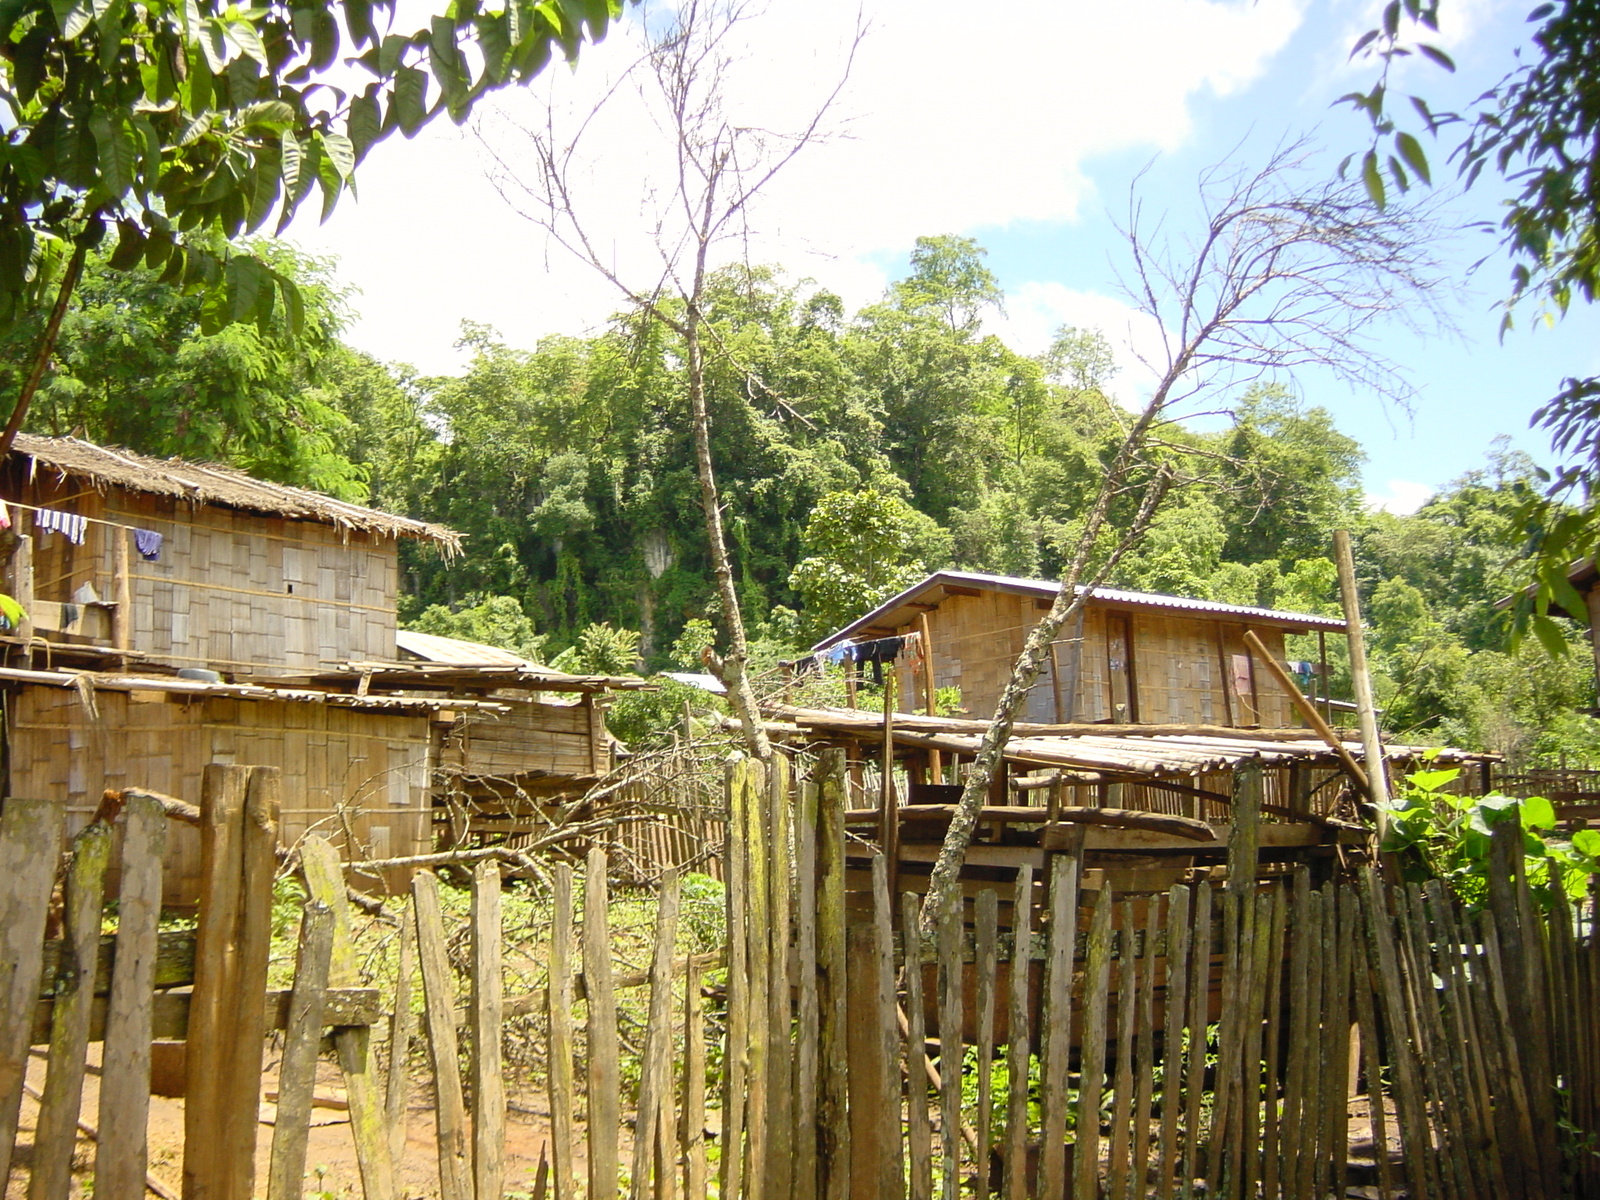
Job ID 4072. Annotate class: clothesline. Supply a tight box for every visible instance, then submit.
[1,499,163,560]
[789,631,926,686]
[2,497,153,538]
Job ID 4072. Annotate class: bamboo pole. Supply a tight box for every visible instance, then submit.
[1242,629,1372,799]
[882,664,900,900]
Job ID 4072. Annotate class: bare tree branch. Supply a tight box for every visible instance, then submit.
[918,141,1447,931]
[478,0,863,761]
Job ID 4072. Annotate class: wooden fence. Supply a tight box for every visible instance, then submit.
[6,751,1600,1200]
[1,767,385,1200]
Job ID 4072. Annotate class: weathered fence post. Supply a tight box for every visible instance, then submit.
[0,798,65,1185]
[301,835,395,1200]
[814,749,850,1199]
[266,901,333,1200]
[183,764,278,1200]
[29,814,114,1200]
[470,861,506,1200]
[98,795,168,1200]
[584,847,620,1200]
[413,870,470,1200]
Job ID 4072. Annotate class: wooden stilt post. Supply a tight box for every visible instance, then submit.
[917,614,943,784]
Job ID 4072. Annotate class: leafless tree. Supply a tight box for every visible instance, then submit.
[481,0,861,762]
[919,141,1446,929]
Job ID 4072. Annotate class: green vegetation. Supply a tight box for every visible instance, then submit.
[14,226,1600,764]
[1380,765,1600,906]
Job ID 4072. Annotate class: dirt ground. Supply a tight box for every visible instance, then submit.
[5,1043,561,1200]
[7,1041,1405,1200]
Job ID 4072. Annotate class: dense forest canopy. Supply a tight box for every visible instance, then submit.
[15,232,1598,768]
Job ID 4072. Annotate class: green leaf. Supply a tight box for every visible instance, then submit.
[198,20,229,73]
[51,0,91,40]
[1361,149,1386,210]
[320,131,355,180]
[280,134,304,199]
[1406,767,1460,793]
[90,111,137,198]
[347,90,381,163]
[225,19,269,67]
[274,267,304,335]
[177,111,214,146]
[309,6,339,70]
[1416,43,1454,71]
[1521,795,1557,832]
[240,100,296,129]
[315,141,344,219]
[107,219,145,269]
[1530,612,1569,659]
[392,64,427,136]
[342,0,375,47]
[1395,131,1431,185]
[246,149,280,232]
[226,253,263,324]
[1573,829,1600,858]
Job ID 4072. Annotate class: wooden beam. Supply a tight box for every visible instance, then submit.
[1242,630,1371,801]
[29,988,381,1045]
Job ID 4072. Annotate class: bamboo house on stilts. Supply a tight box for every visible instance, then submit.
[759,571,1493,916]
[0,435,647,902]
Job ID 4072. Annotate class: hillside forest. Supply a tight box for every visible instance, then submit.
[2,232,1592,768]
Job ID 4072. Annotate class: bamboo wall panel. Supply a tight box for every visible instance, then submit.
[890,590,1300,730]
[444,700,596,781]
[18,481,401,674]
[10,687,432,902]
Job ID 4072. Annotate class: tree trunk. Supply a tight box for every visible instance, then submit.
[0,237,89,459]
[684,301,772,762]
[917,450,1172,932]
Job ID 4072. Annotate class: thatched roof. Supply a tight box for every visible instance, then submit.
[12,434,459,550]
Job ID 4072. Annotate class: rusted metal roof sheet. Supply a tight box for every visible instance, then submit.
[770,705,1492,782]
[396,629,539,668]
[811,569,1346,652]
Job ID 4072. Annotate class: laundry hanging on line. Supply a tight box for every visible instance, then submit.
[133,529,163,562]
[34,507,86,545]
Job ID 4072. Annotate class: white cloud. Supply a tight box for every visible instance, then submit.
[1365,479,1435,514]
[292,0,1307,373]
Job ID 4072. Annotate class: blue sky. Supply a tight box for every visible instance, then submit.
[295,0,1597,513]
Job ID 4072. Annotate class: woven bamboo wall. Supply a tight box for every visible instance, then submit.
[22,477,399,675]
[895,591,1299,728]
[10,686,434,902]
[440,696,600,781]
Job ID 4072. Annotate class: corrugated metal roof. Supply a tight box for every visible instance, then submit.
[769,705,1492,780]
[811,570,1346,651]
[396,629,541,668]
